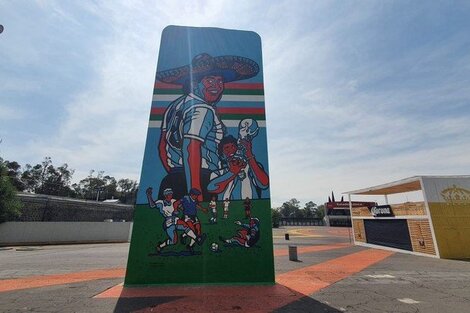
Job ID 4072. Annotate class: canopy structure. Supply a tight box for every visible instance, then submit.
[344,175,470,260]
[345,176,421,196]
[345,175,470,196]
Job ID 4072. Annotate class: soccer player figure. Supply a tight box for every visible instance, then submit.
[145,187,204,254]
[179,188,207,253]
[206,133,269,200]
[219,218,260,248]
[243,197,252,219]
[209,196,217,224]
[223,198,230,219]
[156,53,260,202]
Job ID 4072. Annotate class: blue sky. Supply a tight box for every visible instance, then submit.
[1,1,470,206]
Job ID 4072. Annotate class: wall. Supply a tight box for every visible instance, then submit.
[423,176,470,259]
[16,193,134,222]
[0,222,132,246]
[352,203,436,256]
[407,219,436,255]
[125,26,275,286]
[422,176,470,259]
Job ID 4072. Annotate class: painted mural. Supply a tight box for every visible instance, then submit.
[125,26,274,285]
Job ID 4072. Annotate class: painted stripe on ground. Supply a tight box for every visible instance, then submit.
[0,268,125,293]
[93,249,393,312]
[276,249,394,295]
[0,244,349,293]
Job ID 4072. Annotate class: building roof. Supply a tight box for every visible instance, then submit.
[344,175,470,195]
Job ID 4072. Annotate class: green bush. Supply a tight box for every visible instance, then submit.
[0,162,22,223]
[271,208,281,228]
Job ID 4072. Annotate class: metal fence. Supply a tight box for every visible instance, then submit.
[279,217,324,226]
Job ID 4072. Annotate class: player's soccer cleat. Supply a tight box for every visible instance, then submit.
[180,234,187,245]
[186,244,194,255]
[197,233,207,246]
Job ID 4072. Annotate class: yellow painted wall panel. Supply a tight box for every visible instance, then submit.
[429,203,470,259]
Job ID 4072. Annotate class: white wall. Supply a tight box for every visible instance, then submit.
[0,222,132,246]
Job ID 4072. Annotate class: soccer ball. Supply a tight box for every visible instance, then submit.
[238,118,259,141]
[210,242,219,252]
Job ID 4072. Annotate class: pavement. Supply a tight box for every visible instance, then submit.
[0,226,469,312]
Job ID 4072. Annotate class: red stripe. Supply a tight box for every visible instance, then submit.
[151,108,166,114]
[151,107,265,115]
[224,82,264,90]
[154,82,263,90]
[218,107,265,114]
[154,82,182,89]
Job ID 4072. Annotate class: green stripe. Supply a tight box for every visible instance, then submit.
[219,114,266,120]
[149,115,163,121]
[223,89,264,95]
[154,89,264,95]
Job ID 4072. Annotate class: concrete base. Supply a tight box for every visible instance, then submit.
[0,222,132,246]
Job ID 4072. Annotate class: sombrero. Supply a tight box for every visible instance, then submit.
[156,53,259,85]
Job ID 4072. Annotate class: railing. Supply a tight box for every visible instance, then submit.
[279,217,324,226]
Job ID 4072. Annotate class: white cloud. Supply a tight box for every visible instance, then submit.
[2,1,470,207]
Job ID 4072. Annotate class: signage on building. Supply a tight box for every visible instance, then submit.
[370,205,394,217]
[326,201,376,209]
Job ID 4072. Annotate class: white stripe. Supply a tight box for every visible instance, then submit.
[153,94,264,102]
[149,120,266,128]
[149,120,162,128]
[222,120,266,127]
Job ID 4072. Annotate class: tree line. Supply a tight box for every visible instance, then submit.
[272,198,325,227]
[0,156,138,204]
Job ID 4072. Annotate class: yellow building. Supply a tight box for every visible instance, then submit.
[345,176,470,259]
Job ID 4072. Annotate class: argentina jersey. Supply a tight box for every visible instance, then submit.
[162,93,223,171]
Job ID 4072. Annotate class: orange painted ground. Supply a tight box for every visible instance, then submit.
[0,268,125,293]
[92,248,394,312]
[0,243,349,293]
[276,249,394,295]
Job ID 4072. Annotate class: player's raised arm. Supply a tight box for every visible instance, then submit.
[146,187,157,208]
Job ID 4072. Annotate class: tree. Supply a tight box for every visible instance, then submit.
[2,159,25,191]
[117,178,138,204]
[0,160,22,223]
[280,198,300,218]
[316,204,326,219]
[303,201,317,218]
[271,208,281,228]
[78,170,127,201]
[21,157,75,196]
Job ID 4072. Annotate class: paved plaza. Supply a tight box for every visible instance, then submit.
[1,226,469,312]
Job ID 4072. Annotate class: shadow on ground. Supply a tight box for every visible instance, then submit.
[113,296,183,313]
[273,296,343,312]
[112,294,342,312]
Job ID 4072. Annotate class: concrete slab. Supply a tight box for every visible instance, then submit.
[0,226,469,312]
